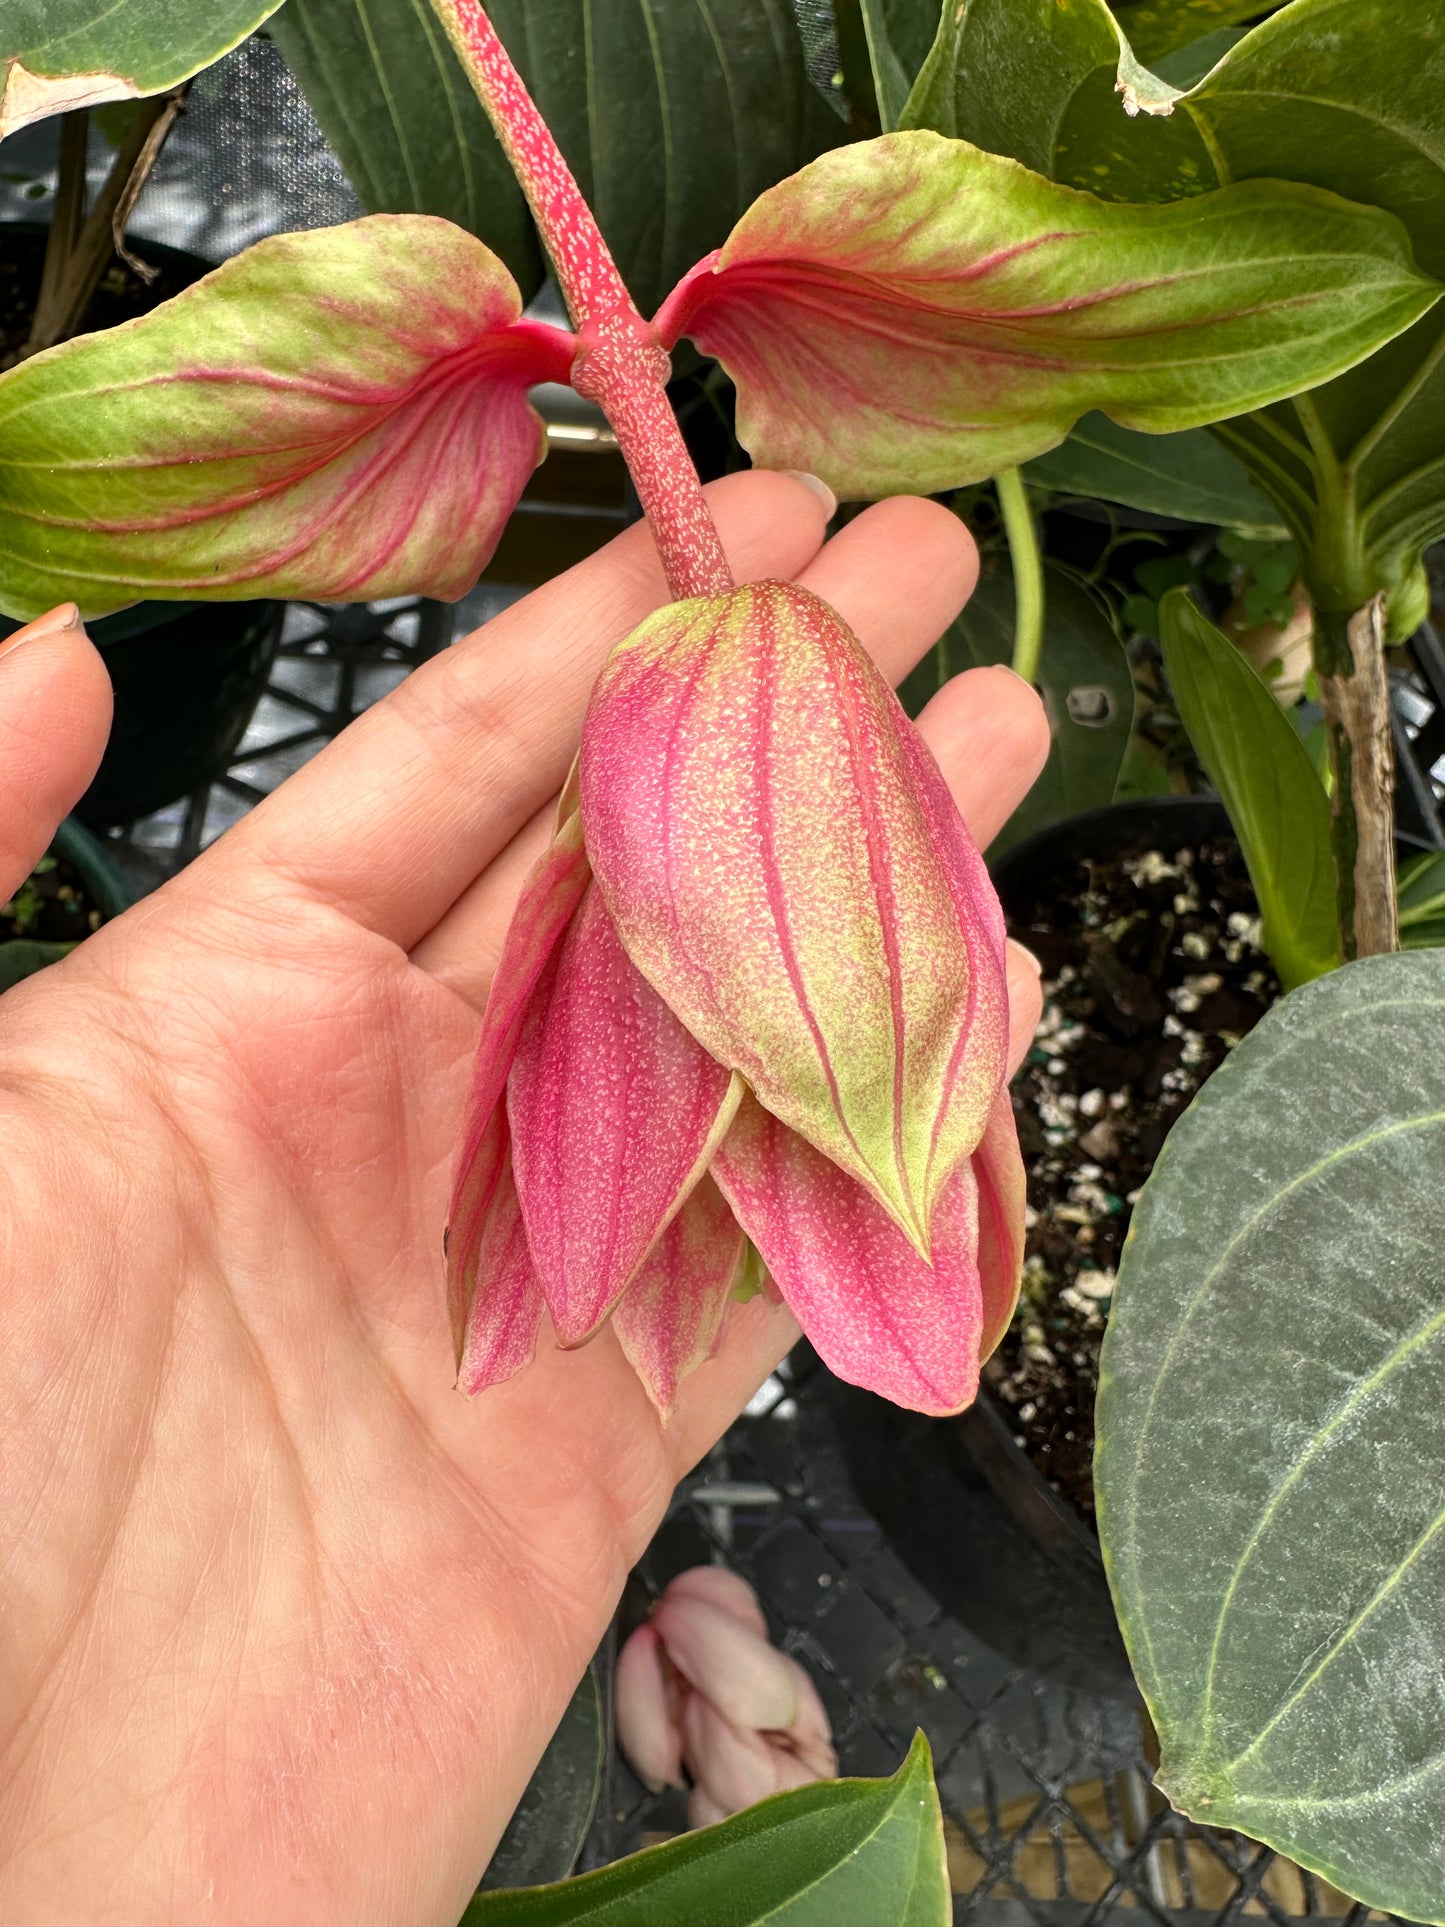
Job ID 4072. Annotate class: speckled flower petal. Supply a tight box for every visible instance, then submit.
[612,1176,747,1416]
[447,810,589,1361]
[579,578,1008,1251]
[973,1086,1028,1363]
[712,1095,991,1416]
[456,1129,546,1395]
[508,883,740,1347]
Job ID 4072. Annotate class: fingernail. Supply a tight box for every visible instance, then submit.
[782,471,837,521]
[0,603,82,663]
[1009,940,1044,978]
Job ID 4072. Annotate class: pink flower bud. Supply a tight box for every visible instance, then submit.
[614,1623,684,1794]
[651,1595,798,1733]
[681,1693,780,1814]
[662,1565,768,1641]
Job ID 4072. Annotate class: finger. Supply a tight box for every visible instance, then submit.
[411,498,985,1000]
[913,664,1051,852]
[793,495,978,683]
[0,607,113,902]
[197,470,834,948]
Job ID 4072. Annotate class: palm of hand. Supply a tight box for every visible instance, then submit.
[0,479,1045,1926]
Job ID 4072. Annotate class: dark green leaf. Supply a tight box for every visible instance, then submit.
[904,563,1133,854]
[1111,0,1278,64]
[462,1732,948,1927]
[268,0,540,294]
[1025,415,1281,530]
[1397,849,1445,951]
[0,939,74,990]
[1158,587,1339,988]
[1,0,280,138]
[274,0,843,317]
[1095,947,1445,1923]
[899,0,1221,205]
[857,0,942,129]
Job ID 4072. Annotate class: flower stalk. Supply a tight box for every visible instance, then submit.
[428,0,732,601]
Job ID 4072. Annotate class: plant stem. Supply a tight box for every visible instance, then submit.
[1313,597,1398,960]
[996,466,1045,683]
[428,0,732,601]
[21,92,184,361]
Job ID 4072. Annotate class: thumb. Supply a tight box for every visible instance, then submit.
[0,605,114,904]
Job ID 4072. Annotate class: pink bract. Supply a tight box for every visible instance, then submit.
[447,580,1022,1418]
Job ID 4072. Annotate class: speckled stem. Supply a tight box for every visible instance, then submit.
[429,0,732,600]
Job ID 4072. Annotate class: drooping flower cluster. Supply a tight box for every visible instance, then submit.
[447,578,1024,1416]
[615,1565,836,1828]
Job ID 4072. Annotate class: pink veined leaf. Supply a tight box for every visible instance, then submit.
[611,1177,747,1417]
[0,215,577,620]
[652,129,1439,499]
[507,882,741,1348]
[448,810,590,1365]
[455,1128,546,1396]
[712,1094,993,1417]
[579,578,1008,1253]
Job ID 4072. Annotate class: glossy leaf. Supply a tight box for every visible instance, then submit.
[1398,850,1445,951]
[268,0,540,294]
[0,0,280,137]
[1112,0,1278,62]
[909,0,1445,623]
[1025,415,1281,531]
[579,579,1009,1251]
[899,0,1215,204]
[463,1731,949,1926]
[852,0,941,130]
[901,562,1136,857]
[1158,588,1340,989]
[275,0,842,319]
[655,131,1438,501]
[1095,949,1445,1922]
[0,216,576,620]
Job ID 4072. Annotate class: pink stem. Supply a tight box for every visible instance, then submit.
[431,0,733,600]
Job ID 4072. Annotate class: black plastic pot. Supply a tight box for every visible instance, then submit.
[70,597,284,827]
[478,1653,607,1892]
[832,796,1236,1699]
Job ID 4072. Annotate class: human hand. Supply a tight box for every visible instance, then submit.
[0,474,1047,1927]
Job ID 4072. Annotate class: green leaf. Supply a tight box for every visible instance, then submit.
[1397,849,1445,951]
[855,0,943,130]
[1024,414,1282,530]
[902,563,1133,854]
[1111,0,1279,64]
[659,130,1440,499]
[0,939,74,990]
[463,1732,948,1927]
[920,0,1445,622]
[1157,588,1340,989]
[0,0,281,138]
[273,0,842,319]
[267,0,540,297]
[1095,947,1445,1923]
[899,0,1220,206]
[0,217,576,619]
